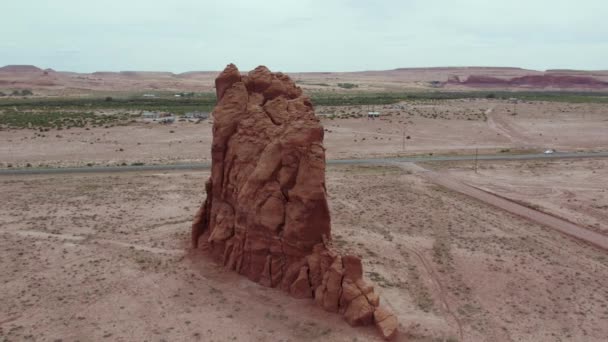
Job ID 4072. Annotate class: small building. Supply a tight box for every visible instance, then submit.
[160,116,175,124]
[184,111,209,120]
[142,111,160,120]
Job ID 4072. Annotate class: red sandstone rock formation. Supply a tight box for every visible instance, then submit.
[192,64,398,340]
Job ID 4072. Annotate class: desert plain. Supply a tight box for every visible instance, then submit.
[1,67,608,342]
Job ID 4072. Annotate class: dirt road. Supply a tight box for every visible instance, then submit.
[401,163,608,251]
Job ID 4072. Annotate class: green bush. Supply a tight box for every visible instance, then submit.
[0,111,133,130]
[337,83,358,89]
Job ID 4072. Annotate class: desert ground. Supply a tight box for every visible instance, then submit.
[422,158,608,237]
[1,99,607,169]
[2,69,608,341]
[1,163,607,341]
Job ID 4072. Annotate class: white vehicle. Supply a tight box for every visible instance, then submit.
[544,149,555,154]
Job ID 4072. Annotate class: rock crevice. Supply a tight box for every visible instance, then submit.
[192,64,398,340]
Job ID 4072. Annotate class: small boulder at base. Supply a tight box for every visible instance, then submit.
[374,306,399,340]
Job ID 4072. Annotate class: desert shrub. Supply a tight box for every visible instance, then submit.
[337,83,358,89]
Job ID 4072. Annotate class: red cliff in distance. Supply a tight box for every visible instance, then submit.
[448,74,608,89]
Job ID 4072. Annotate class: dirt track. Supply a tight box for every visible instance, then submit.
[402,163,608,251]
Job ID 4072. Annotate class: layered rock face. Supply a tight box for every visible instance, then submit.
[192,64,398,340]
[447,74,608,89]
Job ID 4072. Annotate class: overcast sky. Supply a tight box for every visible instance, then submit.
[2,0,607,72]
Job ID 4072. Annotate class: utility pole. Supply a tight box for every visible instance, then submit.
[402,126,406,151]
[474,147,479,173]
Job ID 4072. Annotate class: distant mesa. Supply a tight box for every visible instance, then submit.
[2,64,607,92]
[447,74,608,89]
[176,71,217,79]
[91,71,118,76]
[395,66,528,72]
[0,65,43,73]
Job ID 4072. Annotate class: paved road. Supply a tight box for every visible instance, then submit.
[1,151,607,175]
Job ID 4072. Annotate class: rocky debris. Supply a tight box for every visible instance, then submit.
[374,306,400,340]
[447,73,608,89]
[192,64,398,339]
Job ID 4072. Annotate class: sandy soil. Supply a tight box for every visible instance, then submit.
[0,121,215,168]
[2,99,607,169]
[401,162,608,250]
[2,166,607,341]
[423,158,608,236]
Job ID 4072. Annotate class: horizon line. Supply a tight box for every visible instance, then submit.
[2,64,608,75]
